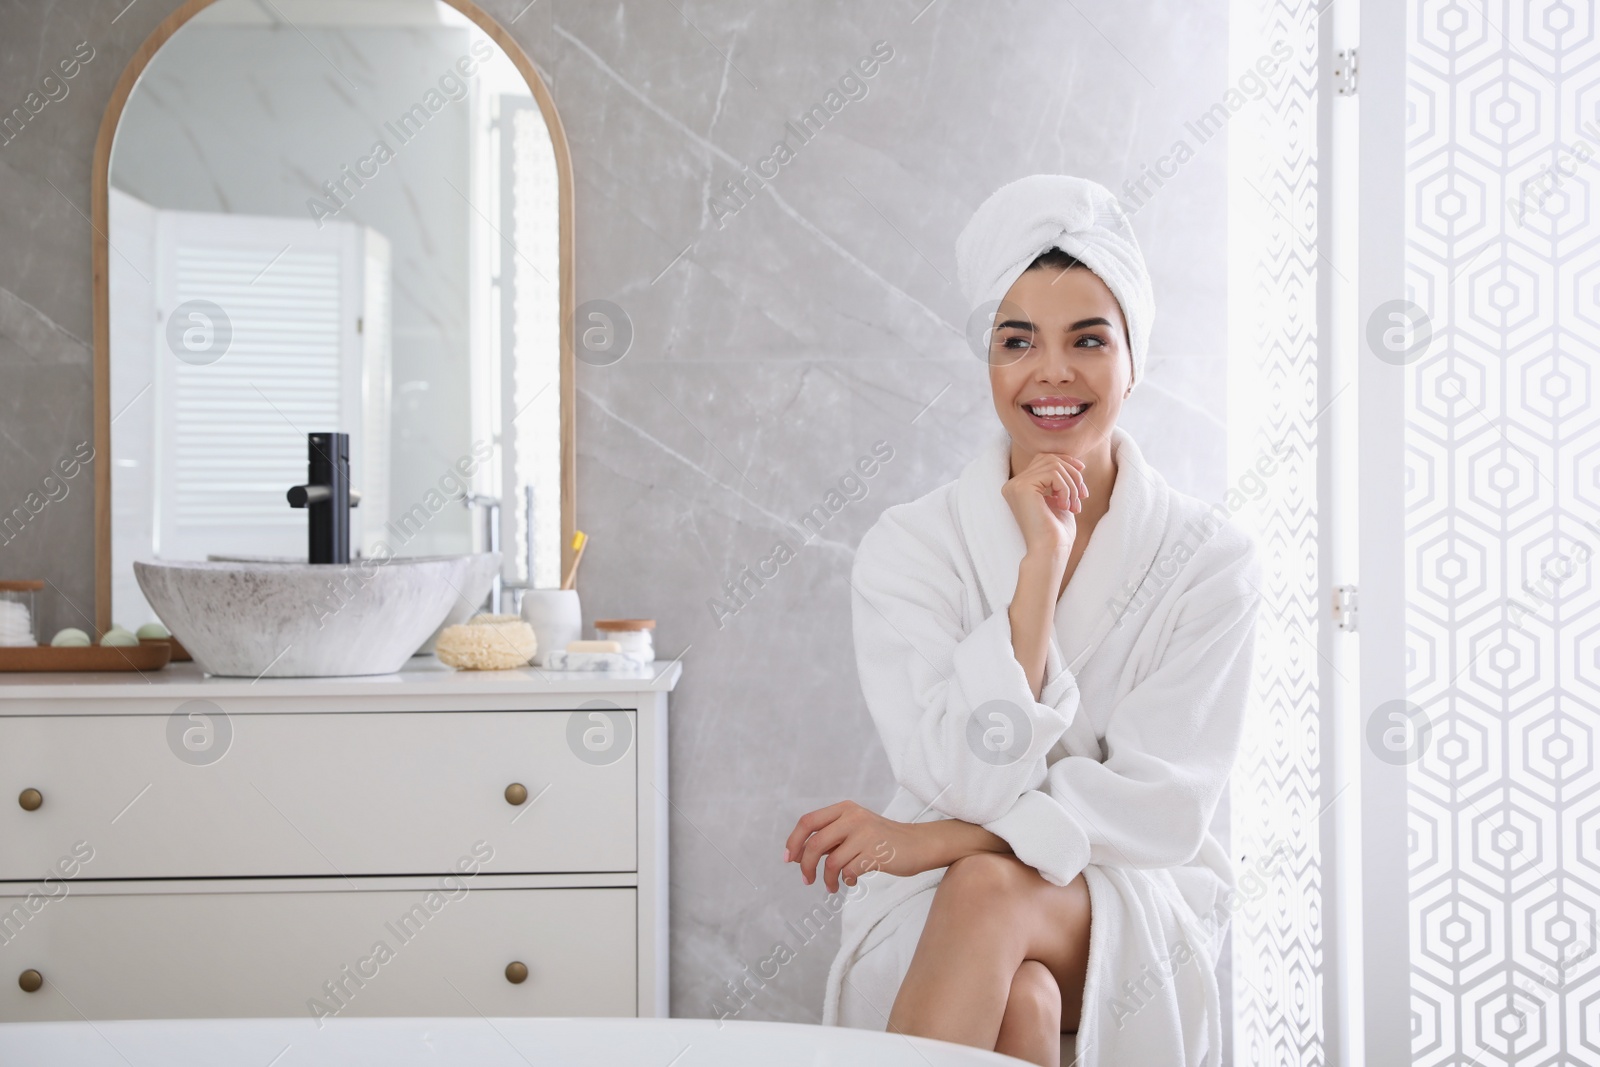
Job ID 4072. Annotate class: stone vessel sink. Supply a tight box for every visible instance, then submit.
[133,555,490,677]
[201,551,502,657]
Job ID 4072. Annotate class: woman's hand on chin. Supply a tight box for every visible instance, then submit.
[1002,450,1088,559]
[783,800,950,893]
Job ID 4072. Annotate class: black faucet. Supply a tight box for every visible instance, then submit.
[287,432,355,564]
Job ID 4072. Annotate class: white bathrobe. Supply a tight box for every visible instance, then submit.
[821,424,1261,1067]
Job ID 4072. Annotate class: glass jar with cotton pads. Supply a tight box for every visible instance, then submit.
[0,580,43,647]
[593,619,654,664]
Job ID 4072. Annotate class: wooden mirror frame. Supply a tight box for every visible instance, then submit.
[90,0,575,634]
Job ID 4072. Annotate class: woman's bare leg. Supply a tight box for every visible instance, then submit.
[885,853,1092,1056]
[994,959,1062,1066]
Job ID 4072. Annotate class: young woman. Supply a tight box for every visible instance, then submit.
[783,175,1262,1067]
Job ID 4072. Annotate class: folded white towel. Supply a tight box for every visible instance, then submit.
[955,174,1156,395]
[0,600,33,647]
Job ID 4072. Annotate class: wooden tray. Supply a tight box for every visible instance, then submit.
[144,636,192,662]
[0,641,173,672]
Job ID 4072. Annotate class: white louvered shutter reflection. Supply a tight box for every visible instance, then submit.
[152,210,373,560]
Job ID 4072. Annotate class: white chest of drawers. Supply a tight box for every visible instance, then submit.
[0,658,679,1024]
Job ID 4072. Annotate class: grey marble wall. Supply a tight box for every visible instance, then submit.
[0,0,1233,1034]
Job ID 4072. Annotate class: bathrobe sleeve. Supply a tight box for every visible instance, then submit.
[981,533,1262,887]
[849,507,1084,827]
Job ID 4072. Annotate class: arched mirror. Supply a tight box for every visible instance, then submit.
[91,0,573,634]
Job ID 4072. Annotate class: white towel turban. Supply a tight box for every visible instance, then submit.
[955,174,1155,396]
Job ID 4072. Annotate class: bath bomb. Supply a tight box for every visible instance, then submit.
[50,627,91,647]
[136,622,171,639]
[435,618,538,670]
[100,628,139,647]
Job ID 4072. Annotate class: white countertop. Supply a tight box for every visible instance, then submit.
[0,1016,1020,1066]
[0,655,682,700]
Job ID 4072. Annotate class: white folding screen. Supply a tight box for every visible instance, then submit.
[1395,3,1600,1064]
[1227,0,1343,1063]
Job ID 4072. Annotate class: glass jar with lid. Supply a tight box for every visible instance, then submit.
[0,579,44,647]
[593,618,654,664]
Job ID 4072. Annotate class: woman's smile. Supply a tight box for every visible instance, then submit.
[1021,395,1094,431]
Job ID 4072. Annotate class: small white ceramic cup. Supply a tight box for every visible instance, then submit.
[520,589,581,666]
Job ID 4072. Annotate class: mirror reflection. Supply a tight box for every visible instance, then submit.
[106,0,563,625]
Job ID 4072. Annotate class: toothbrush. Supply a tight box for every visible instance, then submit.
[561,531,587,590]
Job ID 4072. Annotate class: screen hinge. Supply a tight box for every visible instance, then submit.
[1334,47,1358,96]
[1332,584,1358,632]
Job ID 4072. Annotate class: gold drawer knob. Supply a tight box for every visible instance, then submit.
[504,783,528,806]
[505,961,528,984]
[18,788,41,812]
[18,969,42,993]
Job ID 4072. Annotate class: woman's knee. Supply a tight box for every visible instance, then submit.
[925,855,1041,948]
[939,852,1035,903]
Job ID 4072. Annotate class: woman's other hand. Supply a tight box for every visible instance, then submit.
[1001,450,1088,560]
[784,801,945,893]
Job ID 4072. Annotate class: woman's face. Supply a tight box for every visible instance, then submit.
[986,265,1130,459]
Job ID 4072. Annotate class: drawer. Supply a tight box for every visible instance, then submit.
[0,884,636,1021]
[0,711,636,879]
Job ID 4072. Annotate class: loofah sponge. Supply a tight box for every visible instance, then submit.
[434,614,538,670]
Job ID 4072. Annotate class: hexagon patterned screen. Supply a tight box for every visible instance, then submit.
[1405,1,1600,1063]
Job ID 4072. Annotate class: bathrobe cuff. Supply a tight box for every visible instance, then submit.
[983,789,1092,888]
